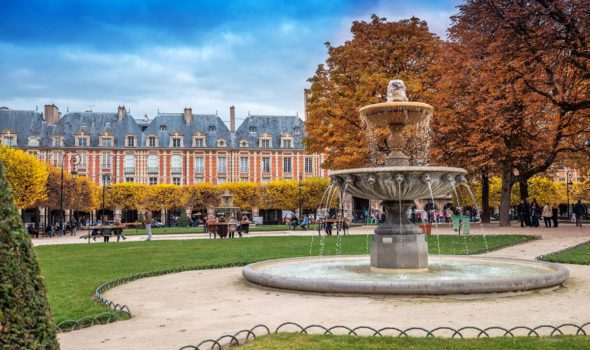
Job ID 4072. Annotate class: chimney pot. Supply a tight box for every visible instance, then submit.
[184,107,192,124]
[44,104,60,124]
[230,105,236,133]
[118,105,126,121]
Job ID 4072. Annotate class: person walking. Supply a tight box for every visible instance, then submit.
[573,199,586,227]
[542,203,553,228]
[144,211,153,241]
[551,203,559,228]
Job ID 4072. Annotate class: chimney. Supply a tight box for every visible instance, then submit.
[304,88,310,119]
[184,107,192,124]
[118,105,126,121]
[44,104,60,124]
[230,105,236,133]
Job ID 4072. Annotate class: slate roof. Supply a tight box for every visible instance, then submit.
[234,115,305,149]
[0,108,306,149]
[143,113,231,148]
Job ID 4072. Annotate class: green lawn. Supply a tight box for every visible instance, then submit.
[237,333,590,350]
[35,234,535,325]
[123,224,306,235]
[538,241,590,265]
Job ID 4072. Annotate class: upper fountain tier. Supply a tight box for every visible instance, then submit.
[360,80,434,166]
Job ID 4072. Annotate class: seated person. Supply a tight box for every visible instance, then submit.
[27,224,39,238]
[206,215,218,239]
[240,215,250,234]
[228,217,239,238]
[217,216,228,238]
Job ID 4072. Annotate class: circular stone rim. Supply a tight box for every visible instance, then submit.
[330,166,468,176]
[359,101,434,115]
[242,255,569,295]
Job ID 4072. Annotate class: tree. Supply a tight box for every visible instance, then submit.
[433,0,589,226]
[177,209,189,227]
[183,183,221,211]
[0,146,48,209]
[108,183,147,211]
[0,162,59,349]
[260,180,298,210]
[70,176,99,212]
[300,177,334,209]
[143,184,182,212]
[305,15,442,169]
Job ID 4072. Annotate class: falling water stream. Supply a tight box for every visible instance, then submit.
[451,179,470,255]
[427,182,443,261]
[463,183,490,253]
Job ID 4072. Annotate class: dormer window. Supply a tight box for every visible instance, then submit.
[160,125,167,131]
[294,126,301,134]
[280,134,294,148]
[284,140,292,148]
[28,136,40,147]
[77,136,88,147]
[261,139,270,148]
[249,125,257,132]
[52,136,63,147]
[102,137,112,147]
[259,133,272,148]
[209,125,216,132]
[172,137,181,147]
[148,136,157,147]
[195,138,204,147]
[126,135,136,147]
[169,132,184,147]
[217,139,226,147]
[2,133,15,146]
[239,140,249,148]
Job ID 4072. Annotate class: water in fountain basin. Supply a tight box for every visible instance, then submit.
[463,183,490,253]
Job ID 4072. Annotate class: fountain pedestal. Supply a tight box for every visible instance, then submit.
[371,200,428,270]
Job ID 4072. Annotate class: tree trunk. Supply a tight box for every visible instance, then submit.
[481,171,491,223]
[519,178,529,201]
[499,160,514,227]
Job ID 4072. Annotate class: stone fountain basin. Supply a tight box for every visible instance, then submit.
[360,102,434,127]
[330,166,467,201]
[242,255,569,295]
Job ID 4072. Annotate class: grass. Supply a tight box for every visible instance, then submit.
[538,241,590,265]
[35,234,535,324]
[237,333,590,350]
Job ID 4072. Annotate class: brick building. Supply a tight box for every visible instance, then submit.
[0,104,329,186]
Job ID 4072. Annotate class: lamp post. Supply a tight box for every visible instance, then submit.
[102,173,112,222]
[298,173,303,218]
[566,170,573,217]
[60,151,80,233]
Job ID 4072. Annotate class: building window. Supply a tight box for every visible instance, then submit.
[249,125,257,132]
[304,157,313,173]
[217,178,226,184]
[261,139,270,148]
[52,151,63,167]
[52,137,62,147]
[3,136,14,146]
[148,154,159,173]
[172,177,181,185]
[171,154,182,174]
[172,137,181,148]
[102,137,112,147]
[149,177,158,185]
[283,157,292,173]
[283,139,292,148]
[217,139,226,147]
[240,176,249,182]
[28,137,39,146]
[125,177,134,183]
[124,154,135,173]
[240,156,249,173]
[294,126,301,134]
[78,151,87,168]
[194,176,204,183]
[148,136,156,147]
[194,157,204,173]
[194,138,204,147]
[217,156,227,173]
[160,125,167,131]
[240,140,249,147]
[209,125,216,132]
[77,136,88,147]
[127,136,135,147]
[261,157,270,173]
[102,152,112,168]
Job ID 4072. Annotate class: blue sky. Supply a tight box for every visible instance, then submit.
[0,0,461,121]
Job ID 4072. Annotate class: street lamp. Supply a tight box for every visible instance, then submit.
[60,151,80,233]
[566,170,573,217]
[101,173,112,223]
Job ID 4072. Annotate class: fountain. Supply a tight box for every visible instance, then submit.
[215,190,241,219]
[243,80,568,295]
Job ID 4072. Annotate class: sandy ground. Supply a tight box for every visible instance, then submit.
[56,224,590,350]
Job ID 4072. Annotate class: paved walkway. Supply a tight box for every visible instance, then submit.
[56,224,589,350]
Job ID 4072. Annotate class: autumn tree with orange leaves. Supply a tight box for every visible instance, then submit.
[305,15,442,169]
[431,0,589,226]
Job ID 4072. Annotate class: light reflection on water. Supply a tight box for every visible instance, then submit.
[259,257,551,282]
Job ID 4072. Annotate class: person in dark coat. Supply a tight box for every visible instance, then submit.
[551,203,559,228]
[573,199,586,227]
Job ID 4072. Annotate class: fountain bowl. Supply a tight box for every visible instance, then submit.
[243,255,569,295]
[330,166,467,201]
[360,101,433,128]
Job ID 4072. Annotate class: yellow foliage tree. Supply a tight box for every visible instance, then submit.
[108,183,147,211]
[70,176,99,212]
[143,184,183,211]
[183,183,221,210]
[218,182,261,209]
[300,177,335,209]
[0,146,48,208]
[260,180,298,210]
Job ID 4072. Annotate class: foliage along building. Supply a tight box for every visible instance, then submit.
[0,104,328,186]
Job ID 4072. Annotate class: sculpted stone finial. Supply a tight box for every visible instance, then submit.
[386,80,408,102]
